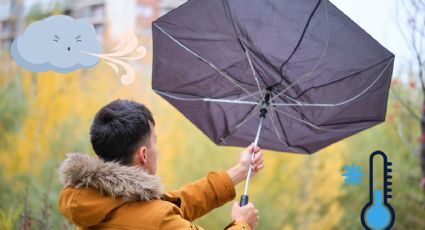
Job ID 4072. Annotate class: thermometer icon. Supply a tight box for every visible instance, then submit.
[360,151,395,229]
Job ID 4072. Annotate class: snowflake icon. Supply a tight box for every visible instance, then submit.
[342,163,364,186]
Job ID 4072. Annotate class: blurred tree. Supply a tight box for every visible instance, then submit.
[0,72,26,144]
[393,0,425,204]
[25,1,65,25]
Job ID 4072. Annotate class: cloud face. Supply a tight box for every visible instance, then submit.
[11,15,101,73]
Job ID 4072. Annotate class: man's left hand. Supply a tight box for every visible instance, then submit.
[227,144,264,186]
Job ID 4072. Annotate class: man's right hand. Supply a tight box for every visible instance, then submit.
[231,202,259,229]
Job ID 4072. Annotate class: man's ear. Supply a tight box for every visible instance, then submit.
[135,146,148,166]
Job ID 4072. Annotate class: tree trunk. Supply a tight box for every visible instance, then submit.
[421,100,425,206]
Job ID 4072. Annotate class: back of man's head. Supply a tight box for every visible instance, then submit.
[90,99,155,165]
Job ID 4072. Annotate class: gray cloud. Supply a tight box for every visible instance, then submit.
[11,15,101,73]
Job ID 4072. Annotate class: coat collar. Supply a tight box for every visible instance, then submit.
[58,153,164,202]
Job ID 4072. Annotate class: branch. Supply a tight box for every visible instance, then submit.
[390,87,422,122]
[395,118,417,154]
[410,0,425,11]
[420,0,425,9]
[417,53,425,93]
[396,0,415,50]
[407,1,425,92]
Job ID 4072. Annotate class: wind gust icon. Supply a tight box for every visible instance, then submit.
[80,33,147,85]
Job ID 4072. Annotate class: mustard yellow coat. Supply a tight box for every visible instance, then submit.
[58,153,250,230]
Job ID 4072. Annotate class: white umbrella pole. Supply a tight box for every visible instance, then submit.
[240,112,265,206]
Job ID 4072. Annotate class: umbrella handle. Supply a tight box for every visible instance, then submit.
[239,195,249,206]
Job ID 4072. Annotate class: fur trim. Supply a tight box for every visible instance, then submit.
[58,153,163,202]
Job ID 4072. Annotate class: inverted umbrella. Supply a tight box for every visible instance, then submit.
[152,0,394,206]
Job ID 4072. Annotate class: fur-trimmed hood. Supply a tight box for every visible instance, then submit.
[58,153,164,202]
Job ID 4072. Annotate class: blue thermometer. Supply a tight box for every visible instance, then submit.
[360,151,395,229]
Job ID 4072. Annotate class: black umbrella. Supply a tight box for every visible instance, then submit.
[152,0,394,206]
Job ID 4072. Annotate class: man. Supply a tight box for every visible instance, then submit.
[58,99,264,229]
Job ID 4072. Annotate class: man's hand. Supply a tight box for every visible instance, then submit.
[231,202,259,229]
[226,144,264,186]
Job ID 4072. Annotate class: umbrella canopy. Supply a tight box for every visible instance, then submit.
[151,0,394,154]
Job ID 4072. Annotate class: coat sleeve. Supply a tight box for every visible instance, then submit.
[166,171,236,221]
[159,205,251,230]
[159,205,205,230]
[225,220,251,230]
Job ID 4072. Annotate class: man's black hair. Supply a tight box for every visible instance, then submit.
[90,99,155,165]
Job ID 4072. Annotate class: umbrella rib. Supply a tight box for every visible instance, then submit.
[154,89,260,105]
[275,91,303,105]
[271,107,311,153]
[245,49,264,98]
[153,23,260,101]
[280,55,393,101]
[272,0,330,101]
[273,106,369,132]
[271,57,393,107]
[222,0,265,98]
[279,0,322,71]
[237,89,265,101]
[273,108,312,153]
[268,107,303,153]
[204,98,257,105]
[219,105,261,144]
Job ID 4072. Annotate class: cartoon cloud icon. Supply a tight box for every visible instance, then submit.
[11,15,101,73]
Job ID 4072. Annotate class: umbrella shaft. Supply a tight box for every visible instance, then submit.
[243,115,264,196]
